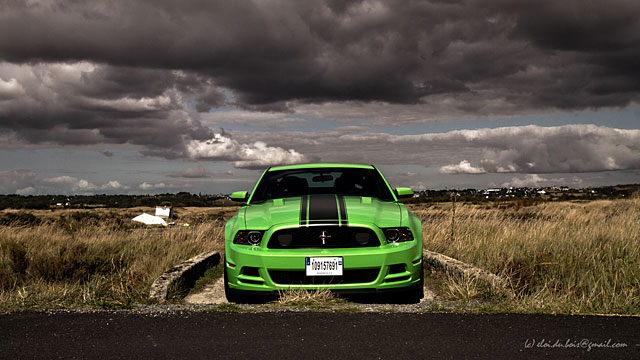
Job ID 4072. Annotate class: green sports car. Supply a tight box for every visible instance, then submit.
[224,163,424,303]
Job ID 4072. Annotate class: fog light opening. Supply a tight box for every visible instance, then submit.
[388,264,406,274]
[355,232,370,245]
[277,234,293,247]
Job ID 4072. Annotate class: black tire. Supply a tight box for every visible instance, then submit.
[224,267,275,304]
[405,263,424,304]
[224,266,247,303]
[381,264,424,304]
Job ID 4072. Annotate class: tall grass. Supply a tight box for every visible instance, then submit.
[413,198,640,314]
[2,200,638,314]
[0,209,228,310]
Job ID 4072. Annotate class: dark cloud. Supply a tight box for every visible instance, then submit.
[0,0,639,180]
[0,62,213,150]
[511,0,640,53]
[0,0,637,112]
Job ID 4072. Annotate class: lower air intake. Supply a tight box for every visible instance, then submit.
[268,268,380,285]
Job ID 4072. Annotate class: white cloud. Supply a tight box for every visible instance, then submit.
[497,164,518,173]
[43,176,99,191]
[140,182,166,190]
[0,170,37,191]
[42,176,128,192]
[232,141,308,169]
[502,174,548,187]
[186,133,307,169]
[0,77,25,99]
[15,186,35,195]
[0,170,137,194]
[232,124,640,174]
[105,180,127,190]
[439,160,487,174]
[501,174,566,187]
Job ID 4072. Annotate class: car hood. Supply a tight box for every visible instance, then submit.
[243,195,402,229]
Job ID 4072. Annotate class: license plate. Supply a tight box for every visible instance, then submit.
[305,257,343,276]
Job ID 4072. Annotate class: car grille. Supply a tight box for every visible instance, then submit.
[268,268,380,285]
[267,226,380,249]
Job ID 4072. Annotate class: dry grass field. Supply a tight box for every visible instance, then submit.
[1,198,638,314]
[0,207,235,310]
[413,197,640,314]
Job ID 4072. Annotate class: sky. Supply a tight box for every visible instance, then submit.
[0,0,639,195]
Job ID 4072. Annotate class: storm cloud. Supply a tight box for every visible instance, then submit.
[1,0,639,112]
[0,62,212,147]
[0,62,305,168]
[0,0,639,191]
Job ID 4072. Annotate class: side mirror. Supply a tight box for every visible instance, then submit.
[394,187,414,199]
[231,191,249,202]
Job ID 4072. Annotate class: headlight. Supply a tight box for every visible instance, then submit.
[383,227,413,243]
[234,230,264,246]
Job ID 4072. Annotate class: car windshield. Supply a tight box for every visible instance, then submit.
[250,168,395,203]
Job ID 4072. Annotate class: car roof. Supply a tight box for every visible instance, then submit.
[268,163,375,171]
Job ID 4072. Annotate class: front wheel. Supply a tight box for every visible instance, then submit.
[404,264,424,304]
[224,266,273,303]
[224,266,247,303]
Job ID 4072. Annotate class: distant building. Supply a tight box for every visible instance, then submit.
[483,188,502,195]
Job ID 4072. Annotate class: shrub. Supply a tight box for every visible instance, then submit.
[0,241,28,289]
[0,212,40,227]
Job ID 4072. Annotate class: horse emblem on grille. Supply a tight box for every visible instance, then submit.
[318,230,331,245]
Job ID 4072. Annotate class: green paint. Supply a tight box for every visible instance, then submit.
[224,163,423,302]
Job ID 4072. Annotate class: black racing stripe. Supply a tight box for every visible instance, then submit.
[300,195,308,226]
[308,194,339,224]
[338,195,348,227]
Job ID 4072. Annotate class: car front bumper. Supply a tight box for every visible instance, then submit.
[225,231,422,293]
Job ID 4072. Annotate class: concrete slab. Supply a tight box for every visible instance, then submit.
[149,251,221,303]
[184,276,228,305]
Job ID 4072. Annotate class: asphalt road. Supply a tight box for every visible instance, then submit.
[1,311,638,359]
